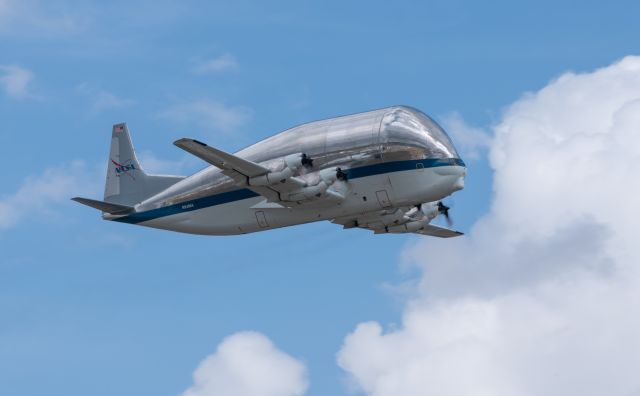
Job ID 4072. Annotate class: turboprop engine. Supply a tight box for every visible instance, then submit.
[285,166,348,202]
[246,152,349,203]
[385,201,449,233]
[247,153,311,187]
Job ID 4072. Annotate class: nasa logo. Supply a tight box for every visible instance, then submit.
[111,159,137,179]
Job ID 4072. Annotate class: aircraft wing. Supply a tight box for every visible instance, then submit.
[174,138,268,178]
[332,210,463,238]
[173,138,293,203]
[413,224,464,238]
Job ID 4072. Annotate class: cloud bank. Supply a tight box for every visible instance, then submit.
[182,332,308,396]
[338,56,640,396]
[192,54,238,74]
[0,0,81,36]
[76,83,135,112]
[0,161,99,229]
[0,65,36,99]
[160,99,252,136]
[439,112,491,160]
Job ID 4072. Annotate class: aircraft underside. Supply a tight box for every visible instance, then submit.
[117,163,465,237]
[73,106,467,238]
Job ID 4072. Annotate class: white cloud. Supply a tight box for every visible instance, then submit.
[182,332,308,396]
[0,0,11,17]
[439,112,491,160]
[0,0,81,36]
[91,91,135,112]
[338,56,640,396]
[192,54,238,74]
[160,99,252,135]
[76,83,135,112]
[0,161,100,229]
[137,150,200,175]
[0,65,36,99]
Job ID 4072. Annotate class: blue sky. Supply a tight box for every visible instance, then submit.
[1,1,639,395]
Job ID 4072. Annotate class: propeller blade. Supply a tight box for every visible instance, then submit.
[336,167,348,181]
[301,153,313,168]
[437,201,453,227]
[445,213,453,228]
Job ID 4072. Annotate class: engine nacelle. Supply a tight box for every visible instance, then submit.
[248,153,307,186]
[319,167,340,184]
[387,219,429,233]
[419,202,440,221]
[283,167,346,202]
[283,153,306,170]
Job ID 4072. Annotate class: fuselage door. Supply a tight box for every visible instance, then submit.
[255,211,269,228]
[376,190,392,208]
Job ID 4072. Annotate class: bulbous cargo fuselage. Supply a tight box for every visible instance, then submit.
[110,106,466,235]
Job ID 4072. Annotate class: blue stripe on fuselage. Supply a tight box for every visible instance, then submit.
[345,157,464,179]
[113,157,465,224]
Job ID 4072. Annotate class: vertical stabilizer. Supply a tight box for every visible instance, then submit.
[104,123,184,206]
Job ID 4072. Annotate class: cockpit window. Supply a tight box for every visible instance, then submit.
[414,111,459,158]
[380,107,460,159]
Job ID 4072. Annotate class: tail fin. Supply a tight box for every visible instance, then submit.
[104,123,184,206]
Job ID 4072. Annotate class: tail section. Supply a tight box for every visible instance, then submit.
[71,197,133,215]
[104,123,184,206]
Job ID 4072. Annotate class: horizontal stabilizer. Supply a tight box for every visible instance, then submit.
[72,197,134,214]
[414,224,464,238]
[174,138,268,178]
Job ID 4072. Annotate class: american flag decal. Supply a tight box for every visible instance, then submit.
[114,125,124,133]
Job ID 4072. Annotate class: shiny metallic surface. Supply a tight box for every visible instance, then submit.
[141,106,461,210]
[239,108,386,163]
[379,106,459,161]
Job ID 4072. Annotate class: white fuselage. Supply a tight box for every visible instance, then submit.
[108,106,466,235]
[122,164,464,235]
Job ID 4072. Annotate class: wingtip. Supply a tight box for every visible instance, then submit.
[173,138,207,148]
[173,138,189,147]
[192,139,207,146]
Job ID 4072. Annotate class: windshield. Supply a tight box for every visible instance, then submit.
[380,107,460,159]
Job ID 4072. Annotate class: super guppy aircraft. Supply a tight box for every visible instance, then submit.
[73,106,466,237]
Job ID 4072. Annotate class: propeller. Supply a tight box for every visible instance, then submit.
[301,153,313,168]
[437,201,453,227]
[336,167,348,181]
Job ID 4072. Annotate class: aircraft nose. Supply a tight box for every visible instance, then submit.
[434,162,466,193]
[452,174,465,191]
[434,162,466,177]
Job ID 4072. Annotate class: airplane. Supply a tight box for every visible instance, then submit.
[73,106,466,237]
